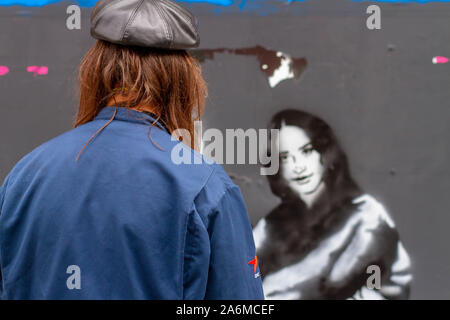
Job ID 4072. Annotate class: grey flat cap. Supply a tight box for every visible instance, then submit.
[90,0,200,49]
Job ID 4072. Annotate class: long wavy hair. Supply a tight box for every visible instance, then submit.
[75,40,208,150]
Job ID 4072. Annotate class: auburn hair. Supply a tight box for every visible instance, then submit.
[74,40,208,150]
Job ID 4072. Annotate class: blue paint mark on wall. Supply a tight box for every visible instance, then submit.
[0,0,304,7]
[0,0,96,6]
[0,0,449,9]
[0,0,308,15]
[353,0,450,3]
[0,0,228,6]
[182,0,233,5]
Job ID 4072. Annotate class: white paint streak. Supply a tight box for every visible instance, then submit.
[253,218,267,251]
[268,54,294,88]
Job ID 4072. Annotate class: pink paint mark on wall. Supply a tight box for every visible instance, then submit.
[27,65,48,76]
[0,66,9,76]
[432,56,449,64]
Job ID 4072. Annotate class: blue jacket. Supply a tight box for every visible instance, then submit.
[0,107,264,300]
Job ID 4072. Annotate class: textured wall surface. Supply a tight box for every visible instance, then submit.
[0,0,449,299]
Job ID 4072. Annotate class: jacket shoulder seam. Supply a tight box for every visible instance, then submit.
[180,164,218,298]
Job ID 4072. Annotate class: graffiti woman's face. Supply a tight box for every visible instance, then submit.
[279,124,325,207]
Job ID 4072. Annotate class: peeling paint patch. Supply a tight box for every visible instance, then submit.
[192,45,307,88]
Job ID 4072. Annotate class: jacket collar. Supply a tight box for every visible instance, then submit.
[94,106,168,132]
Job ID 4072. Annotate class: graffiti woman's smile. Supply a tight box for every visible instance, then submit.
[292,173,313,184]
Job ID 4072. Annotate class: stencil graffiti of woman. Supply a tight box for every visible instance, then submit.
[253,109,412,300]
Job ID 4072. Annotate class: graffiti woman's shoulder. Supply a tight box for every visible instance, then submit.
[352,194,396,229]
